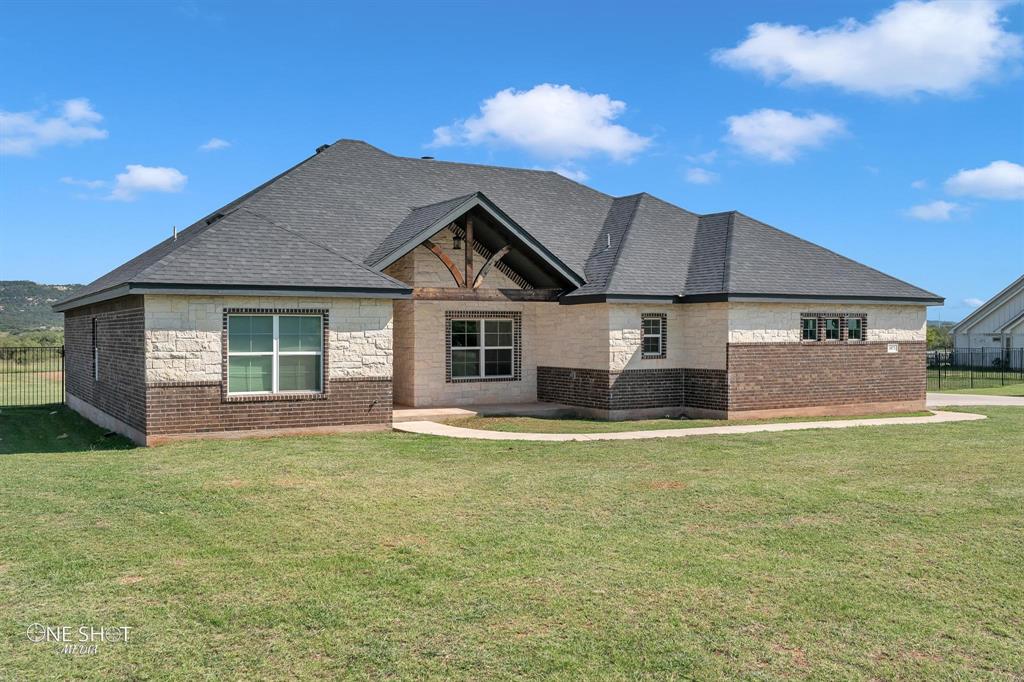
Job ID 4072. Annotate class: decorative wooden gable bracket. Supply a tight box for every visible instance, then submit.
[422,238,465,287]
[473,245,511,289]
[421,216,512,290]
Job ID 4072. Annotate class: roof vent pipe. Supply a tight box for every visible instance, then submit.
[172,225,177,241]
[607,234,611,249]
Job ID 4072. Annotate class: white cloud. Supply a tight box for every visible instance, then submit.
[911,179,928,189]
[430,83,651,161]
[0,98,108,155]
[906,200,959,221]
[199,137,230,151]
[944,160,1024,200]
[60,176,106,189]
[713,0,1022,97]
[109,165,187,201]
[964,297,985,307]
[725,109,845,163]
[685,168,719,185]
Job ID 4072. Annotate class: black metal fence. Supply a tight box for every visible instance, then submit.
[0,346,65,406]
[927,347,1024,391]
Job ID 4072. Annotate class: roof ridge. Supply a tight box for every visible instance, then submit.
[334,139,613,200]
[626,192,701,219]
[730,211,940,298]
[720,213,735,292]
[409,192,478,211]
[602,194,645,290]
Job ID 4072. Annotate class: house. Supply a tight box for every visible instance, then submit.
[54,140,943,445]
[949,275,1024,353]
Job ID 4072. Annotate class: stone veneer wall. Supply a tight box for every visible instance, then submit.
[142,294,394,439]
[728,303,926,344]
[145,295,392,382]
[64,295,147,435]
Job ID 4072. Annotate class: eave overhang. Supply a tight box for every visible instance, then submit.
[559,292,945,305]
[52,282,412,312]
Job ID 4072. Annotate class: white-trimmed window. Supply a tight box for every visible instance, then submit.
[641,313,666,358]
[450,318,514,379]
[227,314,323,394]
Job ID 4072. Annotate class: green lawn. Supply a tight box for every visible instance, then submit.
[1,406,1022,679]
[927,367,1024,394]
[932,383,1024,397]
[443,411,933,434]
[0,363,63,406]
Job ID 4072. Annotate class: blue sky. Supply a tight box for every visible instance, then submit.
[1,0,1022,321]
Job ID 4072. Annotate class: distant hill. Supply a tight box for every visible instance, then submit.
[0,280,83,333]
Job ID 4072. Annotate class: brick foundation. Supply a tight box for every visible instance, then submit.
[145,378,393,438]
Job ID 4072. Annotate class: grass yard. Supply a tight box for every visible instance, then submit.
[1,406,1022,679]
[0,355,64,407]
[927,367,1024,394]
[932,383,1024,397]
[442,411,933,434]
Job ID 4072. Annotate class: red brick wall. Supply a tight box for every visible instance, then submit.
[146,378,392,436]
[726,341,926,412]
[64,296,146,432]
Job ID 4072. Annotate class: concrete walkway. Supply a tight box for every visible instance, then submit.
[393,410,986,442]
[927,392,1024,407]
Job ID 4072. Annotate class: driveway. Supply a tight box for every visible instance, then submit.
[927,392,1024,407]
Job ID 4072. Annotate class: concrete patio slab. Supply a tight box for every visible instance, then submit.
[927,393,1024,407]
[392,410,987,442]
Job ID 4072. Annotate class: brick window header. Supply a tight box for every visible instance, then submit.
[800,312,867,343]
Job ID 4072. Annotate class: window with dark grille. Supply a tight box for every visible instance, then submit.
[450,318,514,378]
[847,317,863,341]
[227,314,323,394]
[802,317,817,341]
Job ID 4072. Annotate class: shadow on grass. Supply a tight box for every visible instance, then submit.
[0,405,135,455]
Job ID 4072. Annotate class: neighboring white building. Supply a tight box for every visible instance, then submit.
[951,275,1024,351]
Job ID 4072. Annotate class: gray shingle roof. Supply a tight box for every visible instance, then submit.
[364,194,476,266]
[56,139,942,311]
